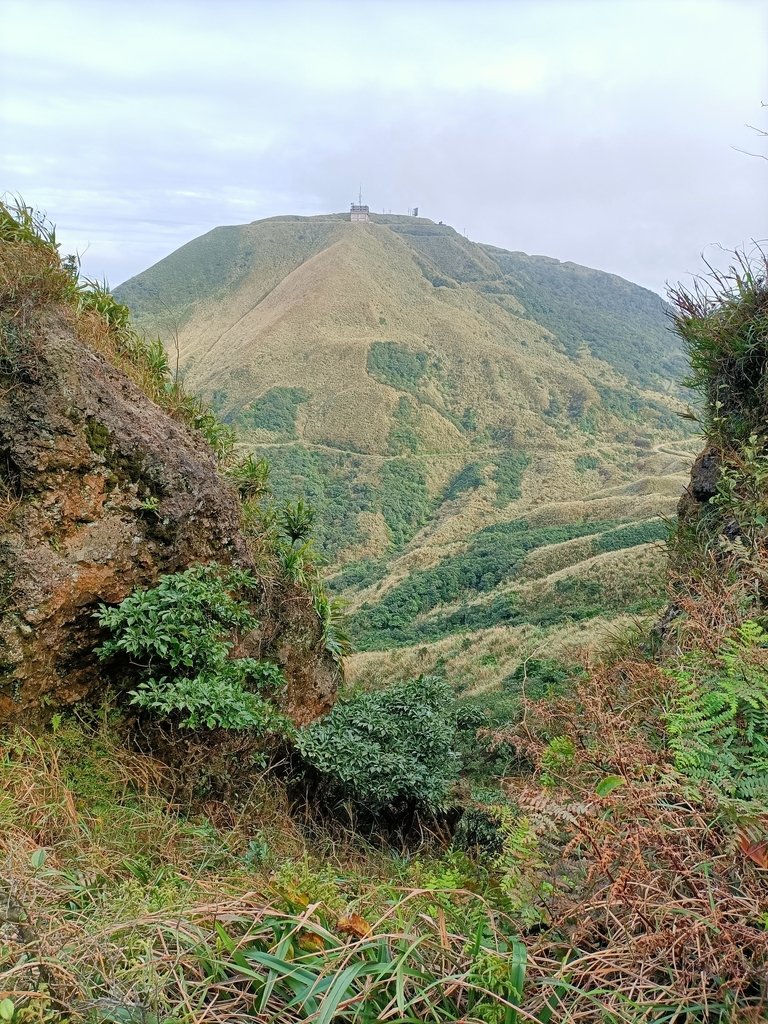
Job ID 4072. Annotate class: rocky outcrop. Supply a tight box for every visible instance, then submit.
[0,313,338,725]
[677,445,721,521]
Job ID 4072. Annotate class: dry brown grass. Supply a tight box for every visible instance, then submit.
[492,659,768,1020]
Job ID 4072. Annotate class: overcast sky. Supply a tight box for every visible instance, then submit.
[1,0,766,295]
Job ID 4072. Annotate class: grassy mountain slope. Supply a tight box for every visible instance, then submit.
[116,213,695,687]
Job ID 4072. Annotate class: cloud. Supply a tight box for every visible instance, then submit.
[1,0,766,292]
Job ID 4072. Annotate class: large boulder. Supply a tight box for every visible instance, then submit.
[0,312,338,724]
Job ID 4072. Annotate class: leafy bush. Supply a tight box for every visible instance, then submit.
[297,676,461,813]
[96,564,288,732]
[503,657,582,699]
[327,557,386,593]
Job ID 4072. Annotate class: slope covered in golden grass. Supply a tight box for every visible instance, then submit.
[116,213,695,688]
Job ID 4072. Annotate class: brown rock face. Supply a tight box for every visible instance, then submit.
[0,314,338,724]
[676,445,722,525]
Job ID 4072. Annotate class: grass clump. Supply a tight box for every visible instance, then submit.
[670,250,768,445]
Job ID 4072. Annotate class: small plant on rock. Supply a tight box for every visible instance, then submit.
[96,563,289,733]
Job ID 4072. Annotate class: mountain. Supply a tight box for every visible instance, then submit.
[116,212,697,689]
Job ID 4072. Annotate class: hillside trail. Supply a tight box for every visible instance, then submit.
[651,436,700,458]
[241,436,686,464]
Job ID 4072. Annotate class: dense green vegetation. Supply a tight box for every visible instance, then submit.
[96,564,288,732]
[443,460,485,500]
[350,516,666,648]
[486,248,687,388]
[255,444,371,560]
[235,385,308,436]
[367,340,428,389]
[298,676,460,814]
[492,450,530,504]
[387,394,421,453]
[326,556,387,594]
[378,458,434,546]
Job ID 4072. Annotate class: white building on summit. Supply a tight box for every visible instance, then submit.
[350,188,370,222]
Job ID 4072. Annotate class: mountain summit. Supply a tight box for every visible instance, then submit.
[117,213,683,459]
[116,213,695,688]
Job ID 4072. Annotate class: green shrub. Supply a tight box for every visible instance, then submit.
[492,450,530,505]
[297,676,461,813]
[574,454,600,472]
[327,557,386,593]
[503,658,582,699]
[367,341,427,389]
[96,564,288,732]
[237,386,308,436]
[278,497,316,544]
[669,253,768,443]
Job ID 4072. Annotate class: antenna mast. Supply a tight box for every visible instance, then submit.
[358,184,363,206]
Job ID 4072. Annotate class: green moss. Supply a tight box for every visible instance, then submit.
[84,417,113,457]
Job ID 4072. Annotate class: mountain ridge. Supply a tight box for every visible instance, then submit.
[115,211,695,690]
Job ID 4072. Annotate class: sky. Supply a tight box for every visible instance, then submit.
[1,0,766,295]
